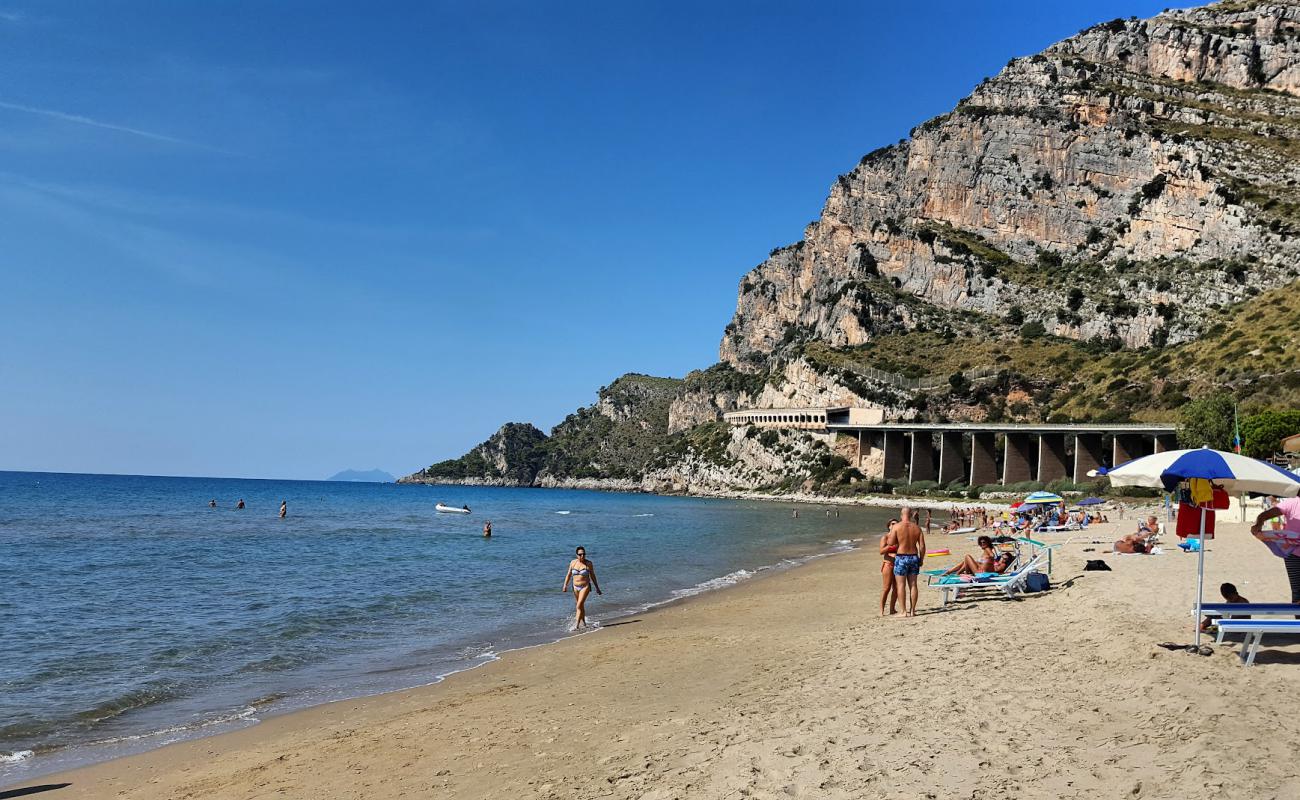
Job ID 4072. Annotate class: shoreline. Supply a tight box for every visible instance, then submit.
[1,523,872,788]
[399,477,1025,512]
[16,517,1300,799]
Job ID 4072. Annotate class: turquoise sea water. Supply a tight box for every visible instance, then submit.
[0,471,890,782]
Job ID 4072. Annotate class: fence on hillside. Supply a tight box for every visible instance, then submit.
[845,364,1001,392]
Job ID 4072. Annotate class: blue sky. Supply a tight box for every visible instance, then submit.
[0,0,1174,479]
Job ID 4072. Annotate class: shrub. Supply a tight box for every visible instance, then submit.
[1240,409,1300,458]
[1006,481,1045,492]
[1020,320,1047,339]
[1177,393,1235,450]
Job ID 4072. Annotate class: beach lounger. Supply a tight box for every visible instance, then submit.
[931,552,1049,606]
[1201,603,1300,619]
[1036,523,1079,533]
[1213,619,1300,666]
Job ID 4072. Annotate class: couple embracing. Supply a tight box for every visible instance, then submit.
[879,507,928,617]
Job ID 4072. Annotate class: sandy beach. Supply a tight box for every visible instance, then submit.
[11,515,1300,800]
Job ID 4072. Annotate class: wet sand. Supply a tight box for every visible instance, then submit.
[12,518,1300,799]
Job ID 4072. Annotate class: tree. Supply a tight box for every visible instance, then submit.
[1020,320,1047,340]
[1006,305,1025,326]
[1239,409,1300,458]
[1177,393,1235,451]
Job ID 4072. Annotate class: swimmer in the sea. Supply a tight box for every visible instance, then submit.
[236,499,245,510]
[279,501,287,519]
[483,521,492,538]
[209,499,216,508]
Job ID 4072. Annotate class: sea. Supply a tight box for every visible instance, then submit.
[0,471,893,783]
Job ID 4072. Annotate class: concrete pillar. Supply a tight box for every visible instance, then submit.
[909,432,936,483]
[938,432,965,486]
[1003,433,1034,485]
[1037,434,1068,484]
[1154,434,1178,453]
[969,432,998,486]
[1074,434,1105,482]
[883,431,907,480]
[1113,434,1147,467]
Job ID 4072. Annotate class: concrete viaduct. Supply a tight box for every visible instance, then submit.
[724,407,1177,486]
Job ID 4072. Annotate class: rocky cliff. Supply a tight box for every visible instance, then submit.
[722,1,1300,369]
[405,1,1300,495]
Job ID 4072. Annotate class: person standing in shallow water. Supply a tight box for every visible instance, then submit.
[483,521,492,538]
[279,501,287,519]
[236,499,245,510]
[561,546,601,631]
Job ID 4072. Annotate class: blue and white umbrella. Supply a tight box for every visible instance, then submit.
[1097,447,1300,496]
[1092,447,1300,645]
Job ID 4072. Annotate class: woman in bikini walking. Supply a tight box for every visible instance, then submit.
[561,545,602,631]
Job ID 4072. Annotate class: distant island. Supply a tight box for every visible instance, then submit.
[328,469,394,483]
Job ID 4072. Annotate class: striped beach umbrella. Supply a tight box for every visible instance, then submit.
[1093,447,1300,645]
[1022,491,1064,505]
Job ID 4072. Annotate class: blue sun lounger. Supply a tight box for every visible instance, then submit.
[1200,603,1300,619]
[1214,619,1300,666]
[931,552,1049,607]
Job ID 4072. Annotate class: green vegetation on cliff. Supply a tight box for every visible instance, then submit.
[800,281,1300,423]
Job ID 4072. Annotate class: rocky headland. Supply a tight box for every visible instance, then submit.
[402,1,1300,496]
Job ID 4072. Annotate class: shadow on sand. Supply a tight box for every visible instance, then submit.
[0,785,71,799]
[599,619,642,628]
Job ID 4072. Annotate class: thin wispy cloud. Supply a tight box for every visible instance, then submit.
[0,99,219,150]
[0,10,24,23]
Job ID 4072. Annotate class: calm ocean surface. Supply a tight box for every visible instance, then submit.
[0,471,891,781]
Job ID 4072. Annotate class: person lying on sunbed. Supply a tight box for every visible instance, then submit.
[941,535,996,576]
[1113,532,1156,554]
[941,537,1016,576]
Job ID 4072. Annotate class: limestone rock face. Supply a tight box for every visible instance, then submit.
[667,389,749,434]
[721,1,1300,369]
[642,427,839,494]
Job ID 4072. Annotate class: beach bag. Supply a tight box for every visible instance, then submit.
[1176,503,1216,539]
[1084,559,1111,571]
[1025,572,1050,592]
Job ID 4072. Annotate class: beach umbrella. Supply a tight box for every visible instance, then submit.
[1022,491,1064,505]
[1093,447,1300,645]
[1077,497,1106,506]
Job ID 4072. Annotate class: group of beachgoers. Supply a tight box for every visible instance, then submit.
[946,506,992,529]
[207,498,288,518]
[938,504,1108,535]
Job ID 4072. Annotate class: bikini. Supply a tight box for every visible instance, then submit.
[570,566,591,592]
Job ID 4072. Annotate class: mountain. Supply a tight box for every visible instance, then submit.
[328,469,395,482]
[405,1,1300,495]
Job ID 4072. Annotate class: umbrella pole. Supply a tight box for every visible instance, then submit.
[1195,506,1207,647]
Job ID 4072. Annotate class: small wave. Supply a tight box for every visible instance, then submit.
[73,682,186,726]
[555,511,571,515]
[1,750,33,764]
[631,513,654,517]
[668,569,756,600]
[83,705,259,748]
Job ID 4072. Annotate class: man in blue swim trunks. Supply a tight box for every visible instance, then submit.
[891,507,927,617]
